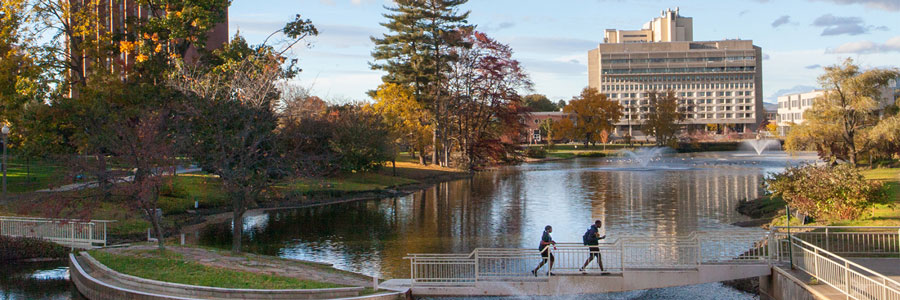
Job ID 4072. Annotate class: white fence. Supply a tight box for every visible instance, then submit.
[0,216,113,249]
[772,226,900,257]
[789,235,900,300]
[406,231,771,286]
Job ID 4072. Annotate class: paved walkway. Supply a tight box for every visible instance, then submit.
[36,167,202,193]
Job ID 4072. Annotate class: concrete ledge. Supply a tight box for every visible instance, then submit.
[406,264,773,297]
[760,266,835,300]
[71,252,407,300]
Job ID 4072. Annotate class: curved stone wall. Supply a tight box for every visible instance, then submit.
[70,253,406,300]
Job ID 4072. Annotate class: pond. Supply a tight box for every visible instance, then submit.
[194,150,817,299]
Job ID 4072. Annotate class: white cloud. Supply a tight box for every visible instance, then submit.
[827,36,900,54]
[811,0,900,11]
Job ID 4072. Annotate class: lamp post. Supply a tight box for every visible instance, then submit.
[2,125,8,200]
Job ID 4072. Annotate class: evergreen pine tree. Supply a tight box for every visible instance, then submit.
[370,0,470,165]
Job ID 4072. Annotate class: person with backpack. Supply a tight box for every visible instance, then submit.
[531,225,556,276]
[580,220,606,273]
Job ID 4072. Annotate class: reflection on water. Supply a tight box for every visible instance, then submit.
[0,261,82,300]
[199,152,817,282]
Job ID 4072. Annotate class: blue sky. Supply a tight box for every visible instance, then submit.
[228,0,900,103]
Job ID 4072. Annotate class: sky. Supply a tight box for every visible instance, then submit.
[228,0,900,103]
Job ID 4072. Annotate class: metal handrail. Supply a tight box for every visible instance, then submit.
[0,216,112,248]
[790,235,900,287]
[788,235,900,300]
[0,216,117,223]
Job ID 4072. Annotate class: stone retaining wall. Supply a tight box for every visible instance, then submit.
[759,266,827,300]
[70,253,407,300]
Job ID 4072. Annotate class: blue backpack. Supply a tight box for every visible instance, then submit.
[582,227,595,245]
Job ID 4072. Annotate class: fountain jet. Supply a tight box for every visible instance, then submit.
[619,147,668,167]
[743,139,779,156]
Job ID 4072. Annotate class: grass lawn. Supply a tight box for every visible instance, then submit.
[4,156,65,193]
[158,173,229,214]
[88,250,345,289]
[274,172,419,195]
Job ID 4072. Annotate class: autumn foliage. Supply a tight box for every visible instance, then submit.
[765,164,889,220]
[556,88,622,146]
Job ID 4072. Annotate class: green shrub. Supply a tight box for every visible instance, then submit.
[0,236,68,261]
[575,151,606,158]
[765,164,889,220]
[524,147,547,158]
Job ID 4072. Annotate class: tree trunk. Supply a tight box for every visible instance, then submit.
[147,204,165,250]
[97,154,110,201]
[231,208,244,254]
[442,138,450,167]
[418,149,426,165]
[432,128,439,165]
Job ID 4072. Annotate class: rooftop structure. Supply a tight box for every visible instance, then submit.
[604,7,693,44]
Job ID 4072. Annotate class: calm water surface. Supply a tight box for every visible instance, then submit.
[0,261,82,300]
[196,151,817,299]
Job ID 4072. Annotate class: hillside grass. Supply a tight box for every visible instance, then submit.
[88,250,344,289]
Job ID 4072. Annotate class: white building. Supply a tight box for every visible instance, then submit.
[776,80,900,136]
[776,90,823,136]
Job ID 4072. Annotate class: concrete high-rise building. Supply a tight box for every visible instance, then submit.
[604,8,693,44]
[588,8,764,137]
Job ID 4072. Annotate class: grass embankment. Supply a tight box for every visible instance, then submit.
[525,144,629,161]
[88,249,345,289]
[746,167,900,228]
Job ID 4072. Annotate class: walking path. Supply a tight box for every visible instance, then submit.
[36,166,202,193]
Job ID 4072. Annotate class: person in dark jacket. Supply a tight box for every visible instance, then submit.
[580,220,606,272]
[531,225,556,276]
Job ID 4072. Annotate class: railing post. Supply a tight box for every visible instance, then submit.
[88,224,93,248]
[814,248,819,278]
[409,257,415,287]
[844,261,850,298]
[474,250,479,282]
[825,228,829,251]
[620,241,625,272]
[70,222,75,251]
[103,223,107,247]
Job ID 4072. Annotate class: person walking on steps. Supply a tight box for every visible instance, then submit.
[532,225,556,276]
[580,220,606,273]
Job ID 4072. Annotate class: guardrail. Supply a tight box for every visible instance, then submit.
[406,231,771,286]
[772,226,900,257]
[0,216,114,249]
[789,235,900,300]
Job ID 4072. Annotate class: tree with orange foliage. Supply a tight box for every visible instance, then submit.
[370,83,432,165]
[558,88,622,146]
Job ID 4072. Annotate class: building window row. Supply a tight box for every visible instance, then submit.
[602,56,755,64]
[602,82,754,92]
[601,66,756,75]
[602,74,754,83]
